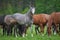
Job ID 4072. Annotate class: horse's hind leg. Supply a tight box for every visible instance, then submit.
[9,26,12,36]
[52,24,56,35]
[53,24,59,35]
[35,25,40,35]
[10,28,12,35]
[35,26,38,34]
[14,25,18,37]
[24,26,28,37]
[36,26,40,34]
[10,25,13,36]
[21,24,26,37]
[3,25,6,35]
[6,25,11,36]
[39,24,44,36]
[59,24,60,32]
[30,24,33,37]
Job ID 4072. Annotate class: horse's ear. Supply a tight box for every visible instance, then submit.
[29,2,35,8]
[29,2,32,8]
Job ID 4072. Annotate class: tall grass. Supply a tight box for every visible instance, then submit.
[0,25,60,40]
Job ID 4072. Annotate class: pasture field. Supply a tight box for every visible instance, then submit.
[0,25,60,40]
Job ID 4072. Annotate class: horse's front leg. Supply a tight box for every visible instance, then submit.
[35,25,40,35]
[22,24,27,37]
[23,26,28,37]
[55,24,59,35]
[30,24,33,37]
[6,25,10,36]
[3,25,6,35]
[10,26,13,36]
[25,27,27,36]
[14,25,18,37]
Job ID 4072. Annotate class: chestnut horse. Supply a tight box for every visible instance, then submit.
[33,13,50,36]
[47,12,60,36]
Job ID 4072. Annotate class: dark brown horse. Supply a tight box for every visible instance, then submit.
[47,12,60,36]
[4,15,17,35]
[0,15,6,35]
[33,13,50,36]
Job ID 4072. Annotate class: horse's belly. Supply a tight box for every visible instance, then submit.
[17,21,25,24]
[53,16,60,24]
[54,20,60,24]
[17,19,25,24]
[33,20,39,25]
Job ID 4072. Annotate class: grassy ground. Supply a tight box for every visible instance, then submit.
[0,25,60,40]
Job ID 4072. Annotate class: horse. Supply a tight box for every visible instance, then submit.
[0,14,7,35]
[12,6,35,37]
[47,12,60,36]
[4,15,17,35]
[16,24,27,37]
[4,15,27,36]
[33,13,50,36]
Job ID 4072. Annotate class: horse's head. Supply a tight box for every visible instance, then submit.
[30,6,35,14]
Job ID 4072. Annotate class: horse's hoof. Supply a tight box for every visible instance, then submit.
[26,34,27,36]
[42,34,44,36]
[48,35,51,38]
[31,34,33,37]
[22,35,24,37]
[16,35,17,37]
[22,34,25,37]
[54,32,56,35]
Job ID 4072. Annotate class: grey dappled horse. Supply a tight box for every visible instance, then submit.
[12,6,35,37]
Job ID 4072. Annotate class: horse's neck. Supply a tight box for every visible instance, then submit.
[26,9,32,18]
[26,9,30,15]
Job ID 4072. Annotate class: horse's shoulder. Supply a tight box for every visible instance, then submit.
[51,12,60,16]
[14,13,21,15]
[33,14,39,18]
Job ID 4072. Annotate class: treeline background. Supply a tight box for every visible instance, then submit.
[0,0,60,14]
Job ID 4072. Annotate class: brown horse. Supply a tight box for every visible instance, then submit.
[4,15,17,35]
[47,12,60,36]
[33,13,50,36]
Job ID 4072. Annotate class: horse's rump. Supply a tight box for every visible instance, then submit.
[4,15,17,25]
[0,15,6,25]
[51,12,60,24]
[47,12,60,36]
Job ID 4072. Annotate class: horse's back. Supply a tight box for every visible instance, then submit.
[39,14,48,23]
[0,15,6,25]
[12,13,26,24]
[13,13,25,17]
[13,13,25,19]
[51,12,60,23]
[33,13,49,25]
[33,14,40,24]
[4,15,17,25]
[40,14,50,21]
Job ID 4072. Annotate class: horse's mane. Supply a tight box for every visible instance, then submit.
[26,9,31,15]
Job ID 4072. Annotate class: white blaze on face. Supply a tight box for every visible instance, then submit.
[32,7,35,14]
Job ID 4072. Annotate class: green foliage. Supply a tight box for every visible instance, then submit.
[21,7,29,14]
[0,0,60,14]
[5,3,13,14]
[0,26,60,40]
[35,0,60,14]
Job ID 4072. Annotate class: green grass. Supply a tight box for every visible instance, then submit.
[0,25,60,40]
